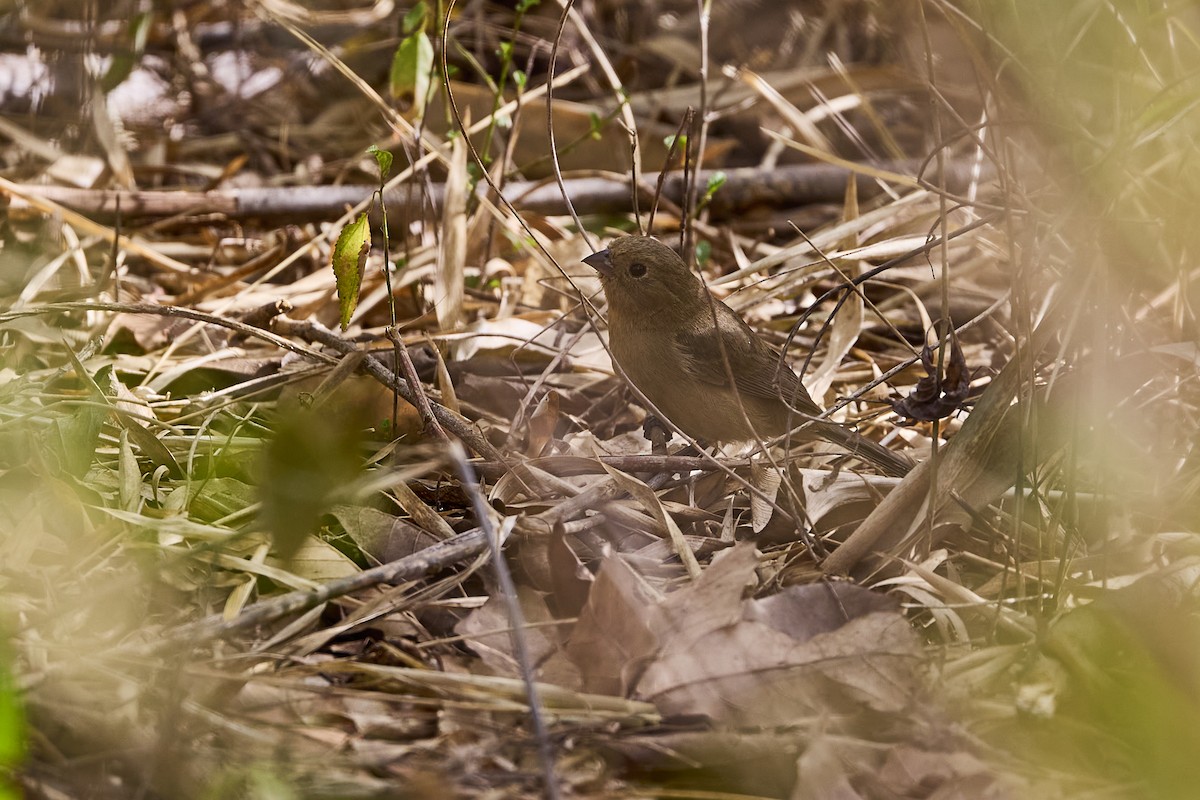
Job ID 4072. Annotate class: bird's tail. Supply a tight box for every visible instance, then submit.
[805,420,915,478]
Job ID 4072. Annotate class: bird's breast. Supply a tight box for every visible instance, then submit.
[608,322,780,443]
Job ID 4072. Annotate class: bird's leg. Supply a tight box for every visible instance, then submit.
[642,414,672,455]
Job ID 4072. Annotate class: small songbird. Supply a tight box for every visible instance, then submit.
[583,235,912,477]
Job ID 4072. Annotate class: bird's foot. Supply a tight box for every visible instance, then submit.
[642,414,672,455]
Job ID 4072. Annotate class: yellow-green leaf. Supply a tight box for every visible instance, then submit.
[367,144,392,180]
[390,30,435,115]
[402,1,428,35]
[331,212,370,331]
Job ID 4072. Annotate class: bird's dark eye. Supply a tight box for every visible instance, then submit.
[628,262,647,278]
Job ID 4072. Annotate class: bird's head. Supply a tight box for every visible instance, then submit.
[582,236,703,317]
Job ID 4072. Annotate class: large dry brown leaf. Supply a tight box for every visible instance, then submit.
[566,543,923,726]
[456,585,581,688]
[638,583,922,725]
[565,553,662,697]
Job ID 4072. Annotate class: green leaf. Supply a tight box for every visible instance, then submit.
[390,29,435,113]
[697,170,727,212]
[331,505,437,564]
[402,0,428,35]
[259,408,365,561]
[0,642,25,800]
[704,170,727,197]
[189,477,258,523]
[331,212,371,331]
[367,144,393,181]
[101,11,152,92]
[42,404,105,478]
[118,429,141,511]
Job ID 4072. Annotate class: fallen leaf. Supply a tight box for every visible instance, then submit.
[566,554,661,696]
[456,585,579,687]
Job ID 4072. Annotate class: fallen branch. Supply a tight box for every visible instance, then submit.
[9,159,989,222]
[154,527,488,651]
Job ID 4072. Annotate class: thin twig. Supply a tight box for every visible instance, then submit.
[681,0,713,265]
[450,443,560,800]
[0,301,330,362]
[387,328,449,441]
[149,528,489,652]
[546,0,593,252]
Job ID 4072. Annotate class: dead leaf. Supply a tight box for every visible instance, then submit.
[893,329,973,422]
[547,524,593,618]
[809,286,865,404]
[455,586,580,687]
[750,458,782,533]
[564,540,923,728]
[524,389,561,457]
[566,554,661,696]
[634,545,921,725]
[871,745,1009,799]
[600,461,702,579]
[793,736,865,800]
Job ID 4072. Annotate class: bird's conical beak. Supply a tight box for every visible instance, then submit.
[582,248,613,277]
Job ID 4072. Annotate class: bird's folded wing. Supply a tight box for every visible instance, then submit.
[674,323,815,414]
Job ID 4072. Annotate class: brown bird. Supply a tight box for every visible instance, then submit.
[583,236,912,477]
